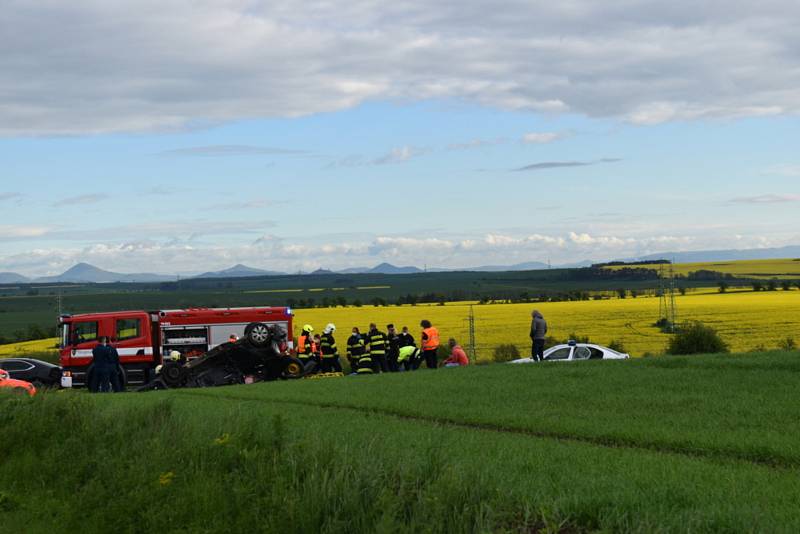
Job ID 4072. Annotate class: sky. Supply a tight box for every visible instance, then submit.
[1,0,799,276]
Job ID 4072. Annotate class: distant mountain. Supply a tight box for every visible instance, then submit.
[310,268,334,275]
[0,272,30,284]
[34,263,175,283]
[631,245,800,264]
[194,264,286,278]
[368,262,423,274]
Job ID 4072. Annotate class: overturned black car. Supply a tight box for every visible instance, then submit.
[139,322,305,391]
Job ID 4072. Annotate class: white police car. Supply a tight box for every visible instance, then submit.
[510,340,630,363]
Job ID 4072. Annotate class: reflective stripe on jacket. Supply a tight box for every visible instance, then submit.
[347,335,365,358]
[320,333,338,358]
[367,330,387,355]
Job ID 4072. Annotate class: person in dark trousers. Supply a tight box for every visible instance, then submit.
[418,320,440,369]
[319,323,343,373]
[398,326,415,348]
[346,327,366,374]
[90,336,123,393]
[386,324,401,372]
[530,309,548,362]
[367,323,389,373]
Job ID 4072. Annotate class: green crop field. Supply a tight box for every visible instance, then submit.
[3,351,800,532]
[605,258,800,279]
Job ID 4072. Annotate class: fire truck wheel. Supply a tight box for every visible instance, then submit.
[282,357,305,379]
[160,362,185,388]
[245,322,272,347]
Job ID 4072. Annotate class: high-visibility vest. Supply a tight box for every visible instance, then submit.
[422,327,440,351]
[397,345,419,364]
[298,334,312,357]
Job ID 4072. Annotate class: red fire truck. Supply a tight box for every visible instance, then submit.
[59,306,293,388]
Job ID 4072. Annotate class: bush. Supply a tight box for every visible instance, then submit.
[667,321,729,355]
[778,337,797,351]
[492,344,521,363]
[607,339,626,353]
[567,332,590,344]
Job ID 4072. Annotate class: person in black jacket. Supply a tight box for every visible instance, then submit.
[346,327,366,374]
[398,326,415,348]
[366,323,389,373]
[319,323,342,373]
[90,336,123,393]
[386,324,402,372]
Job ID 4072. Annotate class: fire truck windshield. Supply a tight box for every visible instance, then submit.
[60,323,69,348]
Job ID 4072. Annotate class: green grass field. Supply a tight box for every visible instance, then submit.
[3,351,800,532]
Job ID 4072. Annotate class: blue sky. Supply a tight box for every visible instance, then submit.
[1,1,799,276]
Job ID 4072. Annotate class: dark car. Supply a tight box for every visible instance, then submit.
[0,358,62,387]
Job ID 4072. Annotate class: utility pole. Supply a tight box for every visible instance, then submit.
[467,305,476,361]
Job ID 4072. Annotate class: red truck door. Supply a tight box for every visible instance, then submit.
[111,312,153,363]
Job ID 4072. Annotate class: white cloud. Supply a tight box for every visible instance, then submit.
[522,132,561,144]
[373,146,424,165]
[3,1,800,135]
[730,194,800,204]
[51,194,109,207]
[762,165,800,177]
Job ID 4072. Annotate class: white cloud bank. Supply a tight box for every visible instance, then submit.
[2,230,793,277]
[2,1,800,135]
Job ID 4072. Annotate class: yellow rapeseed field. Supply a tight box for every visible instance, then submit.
[606,258,800,279]
[0,337,58,358]
[295,291,800,359]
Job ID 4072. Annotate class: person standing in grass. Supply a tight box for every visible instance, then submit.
[530,309,548,362]
[346,327,366,374]
[386,324,401,372]
[442,338,469,367]
[399,326,415,348]
[90,336,122,393]
[366,323,389,373]
[319,323,342,373]
[418,319,440,369]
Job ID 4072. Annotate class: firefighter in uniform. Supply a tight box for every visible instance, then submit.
[346,327,366,374]
[366,323,389,373]
[319,323,342,373]
[418,319,440,369]
[296,324,315,368]
[386,324,401,372]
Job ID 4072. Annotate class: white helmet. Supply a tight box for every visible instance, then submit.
[169,350,181,361]
[323,323,336,334]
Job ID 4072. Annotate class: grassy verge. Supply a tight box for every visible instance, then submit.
[2,351,800,532]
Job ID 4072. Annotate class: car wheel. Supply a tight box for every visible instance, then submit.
[245,322,272,347]
[160,362,185,388]
[282,357,305,379]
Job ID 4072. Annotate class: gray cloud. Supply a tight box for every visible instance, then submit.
[2,2,800,135]
[51,194,109,207]
[159,145,307,157]
[0,192,23,202]
[512,158,621,172]
[730,194,800,204]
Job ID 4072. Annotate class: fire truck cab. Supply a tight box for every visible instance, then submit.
[59,306,293,388]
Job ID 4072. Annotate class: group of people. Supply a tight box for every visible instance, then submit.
[294,319,469,375]
[88,336,124,393]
